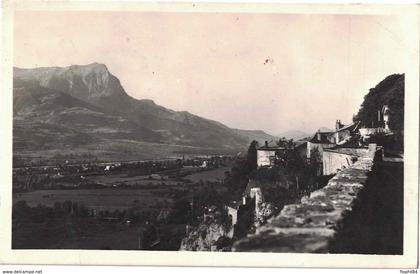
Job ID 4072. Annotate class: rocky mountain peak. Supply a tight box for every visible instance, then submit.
[14,63,127,102]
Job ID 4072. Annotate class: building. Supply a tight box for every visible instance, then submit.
[306,131,336,159]
[249,187,264,219]
[257,141,285,167]
[332,120,360,145]
[359,105,391,141]
[307,121,361,160]
[226,201,240,227]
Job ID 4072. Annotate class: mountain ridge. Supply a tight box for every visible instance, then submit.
[13,63,277,161]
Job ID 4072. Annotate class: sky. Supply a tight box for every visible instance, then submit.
[13,11,409,135]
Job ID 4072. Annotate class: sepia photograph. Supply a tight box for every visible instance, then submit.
[0,0,419,269]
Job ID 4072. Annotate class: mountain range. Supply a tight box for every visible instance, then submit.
[13,63,278,163]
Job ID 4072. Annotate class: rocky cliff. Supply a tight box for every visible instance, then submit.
[179,222,233,251]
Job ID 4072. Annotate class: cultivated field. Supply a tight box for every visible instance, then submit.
[13,188,174,211]
[14,138,242,166]
[85,174,184,186]
[184,167,231,183]
[13,166,232,212]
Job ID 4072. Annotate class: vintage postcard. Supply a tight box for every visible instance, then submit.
[0,0,418,268]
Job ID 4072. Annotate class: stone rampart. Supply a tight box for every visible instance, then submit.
[232,156,375,252]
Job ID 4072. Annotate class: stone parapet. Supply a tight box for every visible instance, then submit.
[232,158,374,252]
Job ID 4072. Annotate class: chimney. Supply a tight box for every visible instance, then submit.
[317,130,321,141]
[265,141,268,147]
[336,120,343,130]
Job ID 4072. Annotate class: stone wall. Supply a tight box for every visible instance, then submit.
[325,147,370,157]
[322,146,377,175]
[322,151,354,176]
[232,156,376,252]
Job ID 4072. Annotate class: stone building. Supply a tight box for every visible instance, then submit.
[256,141,285,167]
[307,121,361,160]
[306,131,336,159]
[332,121,360,145]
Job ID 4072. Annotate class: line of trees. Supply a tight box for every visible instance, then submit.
[353,73,404,131]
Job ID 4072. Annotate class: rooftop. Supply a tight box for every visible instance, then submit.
[309,132,334,144]
[336,121,360,133]
[257,145,285,151]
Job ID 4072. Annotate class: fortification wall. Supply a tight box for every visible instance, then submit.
[323,151,354,175]
[232,157,375,252]
[325,147,369,157]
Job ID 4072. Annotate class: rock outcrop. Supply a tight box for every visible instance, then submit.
[179,222,233,251]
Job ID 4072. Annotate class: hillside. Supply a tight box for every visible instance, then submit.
[232,129,278,144]
[13,63,277,163]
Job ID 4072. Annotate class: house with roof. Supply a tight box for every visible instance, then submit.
[307,120,361,159]
[333,120,361,145]
[256,141,285,167]
[306,130,336,159]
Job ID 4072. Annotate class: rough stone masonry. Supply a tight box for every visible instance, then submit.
[232,147,377,253]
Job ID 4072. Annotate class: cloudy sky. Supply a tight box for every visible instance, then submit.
[14,10,409,134]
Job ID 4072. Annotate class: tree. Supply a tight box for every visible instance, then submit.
[354,74,404,130]
[13,200,30,220]
[53,202,62,214]
[168,198,192,224]
[277,137,294,149]
[308,148,322,176]
[78,203,89,217]
[246,140,258,172]
[62,200,73,214]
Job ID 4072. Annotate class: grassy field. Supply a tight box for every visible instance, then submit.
[13,166,232,211]
[84,166,203,186]
[85,173,185,186]
[13,188,174,211]
[184,167,230,183]
[12,166,233,250]
[14,138,242,166]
